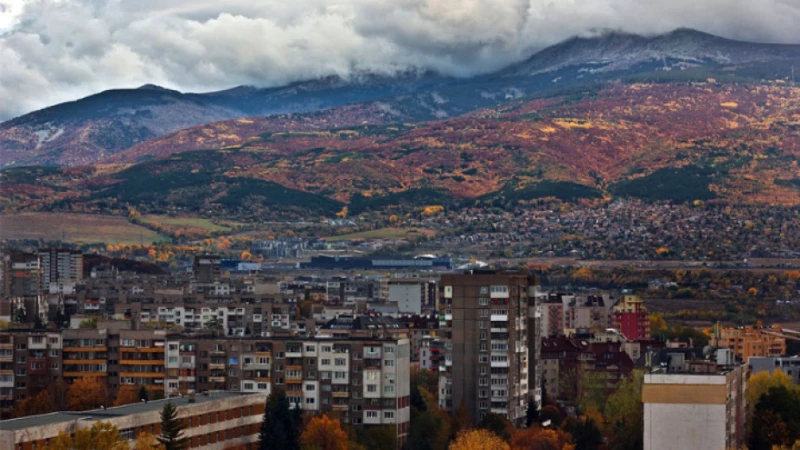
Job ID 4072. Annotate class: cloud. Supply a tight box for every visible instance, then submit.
[1,0,799,120]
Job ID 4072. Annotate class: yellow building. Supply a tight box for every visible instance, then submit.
[711,325,786,361]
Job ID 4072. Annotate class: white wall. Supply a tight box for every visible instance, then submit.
[644,403,726,450]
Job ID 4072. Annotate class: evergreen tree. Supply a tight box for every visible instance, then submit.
[573,417,603,450]
[259,388,301,450]
[158,402,187,450]
[525,396,539,427]
[138,385,149,402]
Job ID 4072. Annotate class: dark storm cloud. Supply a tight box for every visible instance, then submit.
[1,0,799,120]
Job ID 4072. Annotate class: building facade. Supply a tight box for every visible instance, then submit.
[642,361,748,450]
[438,271,536,425]
[611,295,650,341]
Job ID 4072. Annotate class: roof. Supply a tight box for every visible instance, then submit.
[0,391,256,431]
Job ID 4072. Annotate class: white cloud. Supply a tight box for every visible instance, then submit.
[1,0,799,120]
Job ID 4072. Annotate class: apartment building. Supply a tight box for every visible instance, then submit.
[326,277,381,305]
[1,250,41,298]
[0,392,266,450]
[643,354,748,450]
[438,270,536,425]
[711,324,787,361]
[386,278,437,315]
[611,295,650,341]
[193,254,222,284]
[39,247,83,294]
[0,330,63,418]
[565,294,614,334]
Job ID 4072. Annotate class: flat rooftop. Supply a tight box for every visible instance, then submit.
[0,391,258,432]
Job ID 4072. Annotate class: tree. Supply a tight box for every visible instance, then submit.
[525,397,539,427]
[571,417,603,450]
[406,406,452,450]
[450,429,510,450]
[139,385,150,402]
[113,385,140,406]
[259,387,301,450]
[50,421,127,450]
[510,427,573,450]
[604,370,644,450]
[540,405,563,428]
[750,385,800,450]
[68,377,107,411]
[648,315,667,337]
[134,432,166,450]
[577,369,609,414]
[158,402,188,450]
[48,378,70,411]
[478,413,515,442]
[355,424,397,450]
[452,402,471,438]
[300,414,350,450]
[78,317,99,329]
[748,369,797,413]
[13,390,54,417]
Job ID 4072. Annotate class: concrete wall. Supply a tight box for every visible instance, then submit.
[644,403,726,450]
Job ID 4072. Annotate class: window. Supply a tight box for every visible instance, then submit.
[479,321,487,329]
[305,384,315,391]
[334,371,347,380]
[49,350,58,357]
[321,346,332,352]
[479,332,488,340]
[479,309,488,317]
[480,287,489,294]
[479,297,489,306]
[384,360,394,367]
[305,345,316,352]
[367,385,377,393]
[366,411,378,419]
[31,336,43,344]
[384,411,394,419]
[383,385,394,393]
[384,346,394,354]
[321,359,331,365]
[479,378,488,386]
[334,358,346,366]
[305,398,315,404]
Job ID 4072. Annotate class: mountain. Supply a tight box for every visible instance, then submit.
[2,28,799,168]
[5,83,800,219]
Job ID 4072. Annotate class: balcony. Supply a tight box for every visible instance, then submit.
[490,314,508,322]
[120,347,164,353]
[64,346,107,353]
[209,376,226,383]
[285,350,303,358]
[332,391,350,398]
[490,327,508,333]
[63,372,107,378]
[120,372,165,378]
[121,360,165,366]
[209,363,226,370]
[490,360,509,368]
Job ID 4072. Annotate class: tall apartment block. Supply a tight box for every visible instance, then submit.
[39,247,83,293]
[438,270,537,425]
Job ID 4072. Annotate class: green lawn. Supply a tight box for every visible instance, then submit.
[141,215,232,232]
[324,227,436,242]
[0,213,170,245]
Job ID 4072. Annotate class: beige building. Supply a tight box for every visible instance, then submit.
[0,391,265,450]
[643,359,748,450]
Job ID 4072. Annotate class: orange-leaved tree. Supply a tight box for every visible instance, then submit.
[510,427,574,450]
[68,377,108,411]
[449,429,510,450]
[13,390,54,417]
[300,414,349,450]
[114,385,141,406]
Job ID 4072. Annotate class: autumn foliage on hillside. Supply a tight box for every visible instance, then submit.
[5,83,800,217]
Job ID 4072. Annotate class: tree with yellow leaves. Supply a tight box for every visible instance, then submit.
[50,421,127,450]
[749,369,798,414]
[510,427,574,450]
[422,205,444,216]
[300,414,349,450]
[649,314,667,337]
[336,206,348,218]
[450,429,510,450]
[134,432,166,450]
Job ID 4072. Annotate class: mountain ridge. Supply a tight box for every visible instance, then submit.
[2,28,800,168]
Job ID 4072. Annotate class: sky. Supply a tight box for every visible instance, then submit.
[1,0,800,121]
